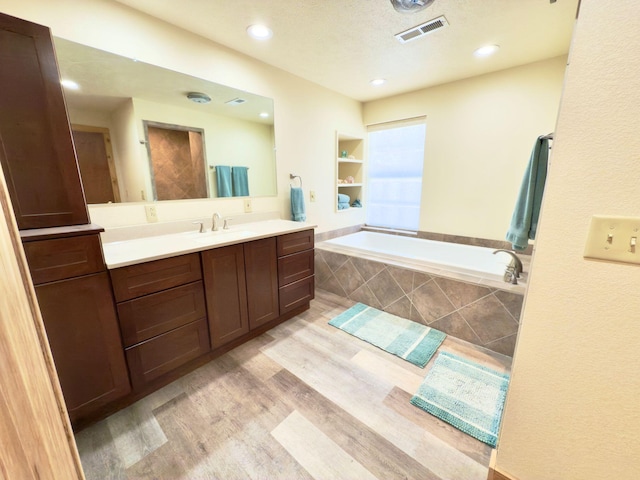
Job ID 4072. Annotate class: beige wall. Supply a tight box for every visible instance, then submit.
[363,56,566,241]
[496,2,640,479]
[0,0,364,232]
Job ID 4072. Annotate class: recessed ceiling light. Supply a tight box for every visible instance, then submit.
[61,79,79,90]
[474,44,500,57]
[370,78,386,86]
[247,24,273,40]
[259,112,269,118]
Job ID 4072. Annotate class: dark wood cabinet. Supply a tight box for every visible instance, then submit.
[277,230,315,315]
[110,254,209,390]
[34,272,130,423]
[117,281,206,347]
[110,253,202,302]
[0,13,133,427]
[125,318,210,390]
[0,13,88,229]
[277,229,314,257]
[202,244,249,349]
[244,238,279,329]
[22,234,104,284]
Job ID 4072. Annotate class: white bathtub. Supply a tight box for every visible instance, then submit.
[317,231,526,291]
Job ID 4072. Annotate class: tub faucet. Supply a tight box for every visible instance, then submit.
[493,249,523,285]
[212,212,221,231]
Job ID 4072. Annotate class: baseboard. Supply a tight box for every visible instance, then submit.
[488,450,519,480]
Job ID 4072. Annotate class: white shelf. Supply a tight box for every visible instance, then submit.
[336,131,365,213]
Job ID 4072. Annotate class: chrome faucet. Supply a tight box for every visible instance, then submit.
[493,249,523,285]
[212,212,221,231]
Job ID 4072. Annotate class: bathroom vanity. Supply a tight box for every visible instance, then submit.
[0,12,315,429]
[106,224,315,397]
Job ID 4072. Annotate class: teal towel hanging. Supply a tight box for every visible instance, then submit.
[231,166,249,197]
[506,136,549,250]
[215,165,232,197]
[290,187,306,222]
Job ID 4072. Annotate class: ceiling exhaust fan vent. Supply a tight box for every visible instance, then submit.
[225,97,246,105]
[395,16,449,44]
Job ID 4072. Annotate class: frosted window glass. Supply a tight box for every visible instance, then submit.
[366,122,425,231]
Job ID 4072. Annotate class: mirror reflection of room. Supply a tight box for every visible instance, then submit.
[57,37,277,203]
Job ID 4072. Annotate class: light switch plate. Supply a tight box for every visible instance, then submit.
[584,215,640,265]
[310,191,316,202]
[244,198,252,213]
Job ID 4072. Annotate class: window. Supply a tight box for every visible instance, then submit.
[366,117,426,231]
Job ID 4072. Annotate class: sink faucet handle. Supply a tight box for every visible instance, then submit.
[192,221,204,233]
[223,218,232,230]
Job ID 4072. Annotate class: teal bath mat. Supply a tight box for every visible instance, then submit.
[410,351,510,447]
[328,303,446,368]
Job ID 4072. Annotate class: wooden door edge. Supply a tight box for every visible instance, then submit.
[0,162,85,478]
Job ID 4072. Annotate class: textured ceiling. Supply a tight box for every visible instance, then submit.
[111,0,579,102]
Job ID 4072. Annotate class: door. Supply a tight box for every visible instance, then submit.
[72,125,120,204]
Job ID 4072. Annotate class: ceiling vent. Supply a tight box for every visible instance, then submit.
[395,15,449,44]
[225,97,246,105]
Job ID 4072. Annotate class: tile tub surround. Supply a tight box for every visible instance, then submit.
[315,249,523,357]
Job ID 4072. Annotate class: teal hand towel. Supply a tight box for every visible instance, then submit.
[506,137,549,250]
[231,166,249,197]
[337,193,350,204]
[290,187,306,222]
[215,165,232,197]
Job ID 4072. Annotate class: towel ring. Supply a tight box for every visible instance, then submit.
[289,174,302,188]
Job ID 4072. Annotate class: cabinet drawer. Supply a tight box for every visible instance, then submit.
[278,249,314,287]
[125,318,210,390]
[117,281,206,347]
[279,275,315,315]
[23,234,104,284]
[277,229,314,257]
[110,253,202,302]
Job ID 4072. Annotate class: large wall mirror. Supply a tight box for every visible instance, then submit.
[54,38,277,204]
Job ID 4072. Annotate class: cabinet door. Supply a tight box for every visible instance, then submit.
[35,272,130,423]
[201,244,248,348]
[0,13,88,229]
[244,238,279,329]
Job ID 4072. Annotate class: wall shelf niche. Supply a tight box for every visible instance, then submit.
[336,132,364,213]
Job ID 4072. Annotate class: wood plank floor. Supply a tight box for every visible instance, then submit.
[75,289,512,480]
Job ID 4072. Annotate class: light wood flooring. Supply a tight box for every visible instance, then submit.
[75,289,512,480]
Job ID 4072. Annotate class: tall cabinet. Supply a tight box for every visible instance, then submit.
[0,12,130,425]
[336,132,365,212]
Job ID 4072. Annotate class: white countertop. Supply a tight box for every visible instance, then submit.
[102,219,316,269]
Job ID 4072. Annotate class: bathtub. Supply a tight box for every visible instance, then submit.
[317,231,526,291]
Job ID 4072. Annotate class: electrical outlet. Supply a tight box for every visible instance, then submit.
[310,190,316,202]
[244,198,252,213]
[145,205,158,223]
